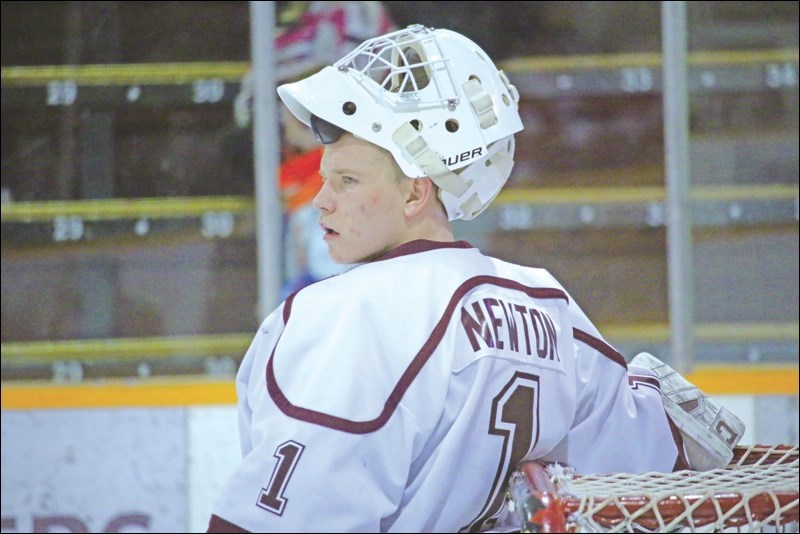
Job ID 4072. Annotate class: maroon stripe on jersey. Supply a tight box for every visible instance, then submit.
[267,276,569,434]
[207,514,250,533]
[282,291,296,324]
[628,374,661,391]
[572,328,627,369]
[374,239,473,262]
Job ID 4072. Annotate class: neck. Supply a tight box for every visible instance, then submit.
[404,204,455,243]
[411,224,455,243]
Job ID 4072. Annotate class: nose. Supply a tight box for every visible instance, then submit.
[312,179,333,213]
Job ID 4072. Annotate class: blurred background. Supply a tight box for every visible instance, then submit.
[1,1,797,532]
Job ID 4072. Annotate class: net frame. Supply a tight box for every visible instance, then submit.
[509,445,799,533]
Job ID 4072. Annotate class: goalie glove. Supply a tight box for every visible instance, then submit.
[630,352,745,471]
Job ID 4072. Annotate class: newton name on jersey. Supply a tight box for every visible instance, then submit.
[460,296,560,363]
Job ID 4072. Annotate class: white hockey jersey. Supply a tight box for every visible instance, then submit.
[209,240,683,533]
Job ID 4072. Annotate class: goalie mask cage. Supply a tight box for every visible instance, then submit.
[508,444,799,533]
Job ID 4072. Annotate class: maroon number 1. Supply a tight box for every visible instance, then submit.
[462,372,541,532]
[257,440,305,516]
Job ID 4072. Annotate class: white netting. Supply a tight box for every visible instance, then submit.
[517,445,799,533]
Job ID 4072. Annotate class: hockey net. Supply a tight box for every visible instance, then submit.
[508,444,799,533]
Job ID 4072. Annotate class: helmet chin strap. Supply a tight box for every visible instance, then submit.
[452,140,514,220]
[391,123,517,221]
[391,122,470,198]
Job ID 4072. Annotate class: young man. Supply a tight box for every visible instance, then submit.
[209,25,743,533]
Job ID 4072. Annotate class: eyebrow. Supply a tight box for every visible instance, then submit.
[319,167,362,178]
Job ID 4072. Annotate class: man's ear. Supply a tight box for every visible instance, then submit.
[404,177,434,217]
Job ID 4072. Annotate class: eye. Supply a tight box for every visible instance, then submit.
[342,175,357,185]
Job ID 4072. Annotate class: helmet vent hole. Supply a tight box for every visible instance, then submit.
[342,101,357,115]
[502,93,511,106]
[469,74,482,85]
[445,119,459,133]
[410,119,423,131]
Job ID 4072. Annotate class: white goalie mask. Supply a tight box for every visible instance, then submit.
[277,24,524,220]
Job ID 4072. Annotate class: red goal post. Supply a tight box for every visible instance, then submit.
[508,444,799,532]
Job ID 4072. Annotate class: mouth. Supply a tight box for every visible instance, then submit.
[320,222,339,238]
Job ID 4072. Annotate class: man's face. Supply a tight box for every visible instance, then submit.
[313,133,409,265]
